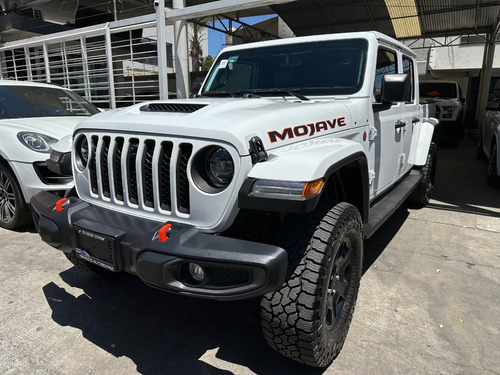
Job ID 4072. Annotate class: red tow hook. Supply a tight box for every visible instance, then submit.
[158,223,172,242]
[55,198,69,212]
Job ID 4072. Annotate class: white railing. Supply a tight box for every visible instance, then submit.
[0,15,172,109]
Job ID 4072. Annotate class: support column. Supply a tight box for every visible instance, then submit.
[0,51,5,80]
[476,21,500,129]
[80,37,91,100]
[475,35,495,128]
[173,0,190,99]
[42,42,51,83]
[105,25,116,109]
[156,0,169,100]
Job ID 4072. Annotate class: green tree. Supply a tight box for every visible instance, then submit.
[189,23,206,72]
[201,55,214,71]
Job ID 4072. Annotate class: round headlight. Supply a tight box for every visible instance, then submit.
[205,147,234,188]
[74,135,89,170]
[80,138,89,165]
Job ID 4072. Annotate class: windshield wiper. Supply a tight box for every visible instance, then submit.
[251,88,309,101]
[201,90,241,98]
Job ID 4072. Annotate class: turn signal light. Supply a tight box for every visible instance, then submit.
[303,179,324,198]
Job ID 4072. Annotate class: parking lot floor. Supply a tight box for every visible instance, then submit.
[0,138,499,375]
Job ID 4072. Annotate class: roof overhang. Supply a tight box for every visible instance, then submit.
[271,0,500,39]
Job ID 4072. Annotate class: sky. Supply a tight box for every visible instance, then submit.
[207,15,275,56]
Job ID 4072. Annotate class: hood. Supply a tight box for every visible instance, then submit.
[77,98,356,155]
[0,116,87,139]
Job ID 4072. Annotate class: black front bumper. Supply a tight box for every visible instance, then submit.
[31,191,288,301]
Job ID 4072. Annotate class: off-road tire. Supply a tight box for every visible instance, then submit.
[409,142,437,206]
[64,251,117,277]
[261,202,363,368]
[0,162,31,229]
[486,141,500,187]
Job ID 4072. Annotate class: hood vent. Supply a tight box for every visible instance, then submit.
[140,103,207,113]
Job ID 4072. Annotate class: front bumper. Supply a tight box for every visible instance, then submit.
[31,191,288,301]
[10,160,73,203]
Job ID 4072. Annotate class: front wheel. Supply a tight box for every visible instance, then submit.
[0,163,31,229]
[261,202,363,367]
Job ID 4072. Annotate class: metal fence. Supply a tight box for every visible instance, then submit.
[0,15,173,108]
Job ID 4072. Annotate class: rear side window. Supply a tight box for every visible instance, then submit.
[374,49,397,102]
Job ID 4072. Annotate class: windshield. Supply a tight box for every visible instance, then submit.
[202,39,368,97]
[419,83,458,99]
[0,85,100,119]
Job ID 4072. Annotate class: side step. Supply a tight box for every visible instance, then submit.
[363,170,423,239]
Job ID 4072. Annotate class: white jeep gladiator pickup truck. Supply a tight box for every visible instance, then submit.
[32,31,437,367]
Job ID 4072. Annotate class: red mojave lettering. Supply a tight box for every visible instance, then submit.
[268,117,347,143]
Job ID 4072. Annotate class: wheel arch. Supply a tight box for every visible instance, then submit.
[322,152,369,223]
[239,149,370,221]
[0,155,28,202]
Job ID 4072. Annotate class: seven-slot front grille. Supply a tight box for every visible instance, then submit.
[85,134,193,214]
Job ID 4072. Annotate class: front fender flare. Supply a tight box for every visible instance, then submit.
[239,138,369,218]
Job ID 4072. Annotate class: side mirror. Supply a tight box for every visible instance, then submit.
[381,74,411,103]
[460,97,466,104]
[373,74,410,113]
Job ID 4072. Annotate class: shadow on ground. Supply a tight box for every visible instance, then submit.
[43,268,325,375]
[431,138,500,217]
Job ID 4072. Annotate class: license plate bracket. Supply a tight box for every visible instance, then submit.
[74,220,125,272]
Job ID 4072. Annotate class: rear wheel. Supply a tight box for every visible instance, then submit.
[0,163,31,229]
[409,142,437,206]
[487,141,500,187]
[261,202,363,367]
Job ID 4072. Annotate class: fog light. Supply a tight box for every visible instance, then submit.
[189,263,205,282]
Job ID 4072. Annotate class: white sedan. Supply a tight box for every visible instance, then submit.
[479,99,500,186]
[0,80,100,229]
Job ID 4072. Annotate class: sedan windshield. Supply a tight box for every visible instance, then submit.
[202,39,368,97]
[0,85,100,119]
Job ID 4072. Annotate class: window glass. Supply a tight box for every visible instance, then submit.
[374,49,397,102]
[419,82,458,99]
[402,56,415,103]
[0,85,99,119]
[203,39,369,96]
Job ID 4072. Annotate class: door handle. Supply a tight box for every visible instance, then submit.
[412,117,420,124]
[395,120,406,129]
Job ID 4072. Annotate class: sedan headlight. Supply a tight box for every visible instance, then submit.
[17,132,57,153]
